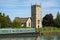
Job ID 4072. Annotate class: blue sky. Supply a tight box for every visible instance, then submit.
[0,0,60,21]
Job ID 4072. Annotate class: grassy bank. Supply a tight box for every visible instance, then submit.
[40,27,60,33]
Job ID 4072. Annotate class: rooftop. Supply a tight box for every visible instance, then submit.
[14,17,31,23]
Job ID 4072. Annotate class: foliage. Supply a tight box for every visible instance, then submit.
[42,13,54,27]
[0,12,11,28]
[40,27,60,33]
[12,21,22,28]
[0,23,1,28]
[54,11,60,27]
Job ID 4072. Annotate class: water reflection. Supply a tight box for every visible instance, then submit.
[41,35,60,40]
[0,36,37,40]
[0,35,60,40]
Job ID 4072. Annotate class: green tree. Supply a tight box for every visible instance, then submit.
[6,15,11,27]
[0,12,3,28]
[12,21,22,28]
[0,23,1,28]
[0,12,11,28]
[42,13,54,27]
[1,15,11,28]
[54,11,60,27]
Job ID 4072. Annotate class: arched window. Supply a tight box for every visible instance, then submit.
[38,20,40,24]
[38,25,39,28]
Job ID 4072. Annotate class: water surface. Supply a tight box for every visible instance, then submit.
[0,35,60,40]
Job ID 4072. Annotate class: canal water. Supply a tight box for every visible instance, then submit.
[0,35,60,40]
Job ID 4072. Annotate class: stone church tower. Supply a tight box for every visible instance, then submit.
[31,5,42,28]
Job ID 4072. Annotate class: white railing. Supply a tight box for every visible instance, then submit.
[0,28,36,34]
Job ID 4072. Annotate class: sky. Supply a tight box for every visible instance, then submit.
[0,0,60,21]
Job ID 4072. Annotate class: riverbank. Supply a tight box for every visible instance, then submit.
[40,27,60,36]
[0,32,39,38]
[41,32,60,36]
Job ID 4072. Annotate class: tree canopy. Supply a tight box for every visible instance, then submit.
[54,11,60,27]
[42,12,60,28]
[12,21,22,28]
[0,12,11,28]
[42,13,54,27]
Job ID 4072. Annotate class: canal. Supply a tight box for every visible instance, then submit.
[0,35,60,40]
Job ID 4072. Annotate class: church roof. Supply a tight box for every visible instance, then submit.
[14,17,30,23]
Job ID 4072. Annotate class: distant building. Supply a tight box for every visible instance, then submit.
[14,4,42,28]
[14,17,31,27]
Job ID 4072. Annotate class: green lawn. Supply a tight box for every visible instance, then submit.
[40,27,60,33]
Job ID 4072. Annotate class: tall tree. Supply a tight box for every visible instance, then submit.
[42,13,54,27]
[0,12,11,28]
[54,11,60,27]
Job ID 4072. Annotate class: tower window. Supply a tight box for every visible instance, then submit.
[38,20,40,24]
[38,25,39,28]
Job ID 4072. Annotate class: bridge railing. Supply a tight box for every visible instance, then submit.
[0,28,36,34]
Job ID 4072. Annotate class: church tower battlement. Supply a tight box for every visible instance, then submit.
[31,4,42,28]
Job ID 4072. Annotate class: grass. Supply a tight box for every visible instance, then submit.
[40,27,60,33]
